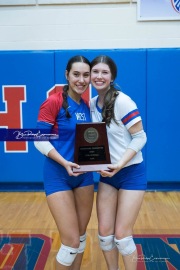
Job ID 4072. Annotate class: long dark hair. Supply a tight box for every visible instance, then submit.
[62,55,91,118]
[91,55,119,126]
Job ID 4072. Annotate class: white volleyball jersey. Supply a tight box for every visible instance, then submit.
[90,91,143,166]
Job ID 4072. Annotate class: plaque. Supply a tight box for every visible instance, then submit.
[73,122,111,172]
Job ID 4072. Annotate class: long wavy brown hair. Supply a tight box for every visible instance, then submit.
[91,55,120,126]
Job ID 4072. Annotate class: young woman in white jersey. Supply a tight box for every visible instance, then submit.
[90,55,147,270]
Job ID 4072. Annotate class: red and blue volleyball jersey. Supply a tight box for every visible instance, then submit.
[37,92,91,162]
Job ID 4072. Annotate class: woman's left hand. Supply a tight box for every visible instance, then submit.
[99,163,120,177]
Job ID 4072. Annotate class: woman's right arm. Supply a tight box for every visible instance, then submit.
[34,94,81,176]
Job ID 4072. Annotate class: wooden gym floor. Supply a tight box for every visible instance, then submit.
[0,191,180,269]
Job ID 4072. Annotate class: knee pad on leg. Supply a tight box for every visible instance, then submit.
[56,244,78,266]
[98,234,116,251]
[78,233,86,253]
[114,235,136,256]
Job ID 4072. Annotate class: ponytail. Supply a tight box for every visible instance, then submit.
[62,85,71,118]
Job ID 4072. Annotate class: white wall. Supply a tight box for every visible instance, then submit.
[0,2,180,50]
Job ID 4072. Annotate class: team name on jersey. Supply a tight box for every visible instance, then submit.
[75,113,86,121]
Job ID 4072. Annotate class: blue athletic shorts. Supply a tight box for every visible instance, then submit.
[100,162,147,190]
[43,158,94,196]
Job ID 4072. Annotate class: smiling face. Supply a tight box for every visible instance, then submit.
[66,62,90,100]
[91,63,112,94]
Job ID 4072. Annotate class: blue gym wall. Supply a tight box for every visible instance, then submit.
[0,48,179,191]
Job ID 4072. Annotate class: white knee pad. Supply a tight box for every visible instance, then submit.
[56,244,78,266]
[98,234,116,251]
[114,236,136,256]
[78,233,86,253]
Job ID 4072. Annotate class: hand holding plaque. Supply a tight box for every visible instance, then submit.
[73,122,111,172]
